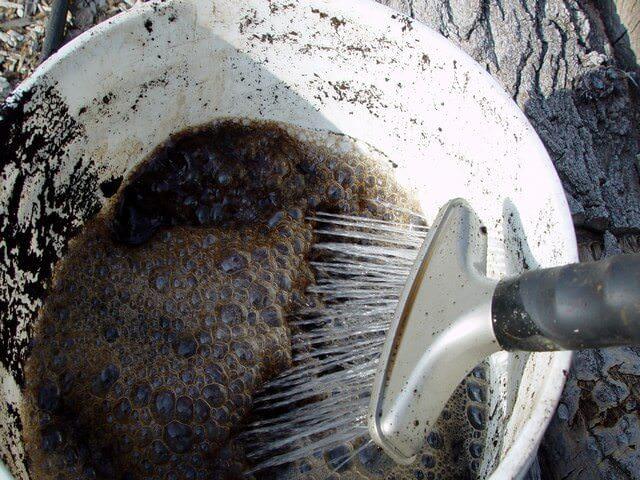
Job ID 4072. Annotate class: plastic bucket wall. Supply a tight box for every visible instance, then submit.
[0,0,578,478]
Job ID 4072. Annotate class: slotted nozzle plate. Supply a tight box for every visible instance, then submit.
[368,199,500,464]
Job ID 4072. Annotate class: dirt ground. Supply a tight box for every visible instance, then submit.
[0,0,134,98]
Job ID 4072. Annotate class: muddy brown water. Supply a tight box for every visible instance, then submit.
[21,120,488,480]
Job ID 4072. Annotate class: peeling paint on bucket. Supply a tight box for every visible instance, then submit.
[0,0,577,478]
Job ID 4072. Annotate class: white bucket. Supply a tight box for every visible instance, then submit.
[0,0,578,478]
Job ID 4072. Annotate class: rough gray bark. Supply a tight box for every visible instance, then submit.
[539,232,640,479]
[375,0,640,478]
[597,0,640,70]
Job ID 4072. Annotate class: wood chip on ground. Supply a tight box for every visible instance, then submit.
[0,0,134,100]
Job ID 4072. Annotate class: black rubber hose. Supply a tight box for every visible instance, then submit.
[492,253,640,351]
[40,0,69,63]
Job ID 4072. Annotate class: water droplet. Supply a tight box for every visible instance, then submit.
[268,211,285,228]
[325,444,352,472]
[232,342,254,364]
[104,326,119,343]
[176,396,194,422]
[153,390,175,422]
[471,366,486,380]
[64,446,78,465]
[151,440,170,464]
[195,205,209,224]
[194,399,210,423]
[198,331,211,345]
[60,371,74,393]
[37,379,60,412]
[115,398,132,420]
[41,426,62,452]
[220,253,247,273]
[202,384,226,407]
[466,381,485,402]
[164,422,194,453]
[557,402,570,420]
[92,364,120,395]
[421,454,436,468]
[183,259,195,272]
[251,247,269,262]
[204,365,226,384]
[178,464,196,480]
[293,238,304,254]
[217,172,231,185]
[202,234,217,247]
[289,208,303,220]
[277,273,292,290]
[467,405,486,430]
[181,370,194,384]
[469,442,483,459]
[327,183,344,201]
[427,431,443,450]
[249,283,270,308]
[205,421,225,443]
[308,195,320,208]
[174,336,197,358]
[358,442,394,475]
[261,306,283,327]
[219,303,242,325]
[155,275,168,290]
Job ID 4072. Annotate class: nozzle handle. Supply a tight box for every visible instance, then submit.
[492,253,640,351]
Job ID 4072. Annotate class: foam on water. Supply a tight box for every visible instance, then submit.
[21,119,489,480]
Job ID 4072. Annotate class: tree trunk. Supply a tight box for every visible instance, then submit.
[374,0,640,478]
